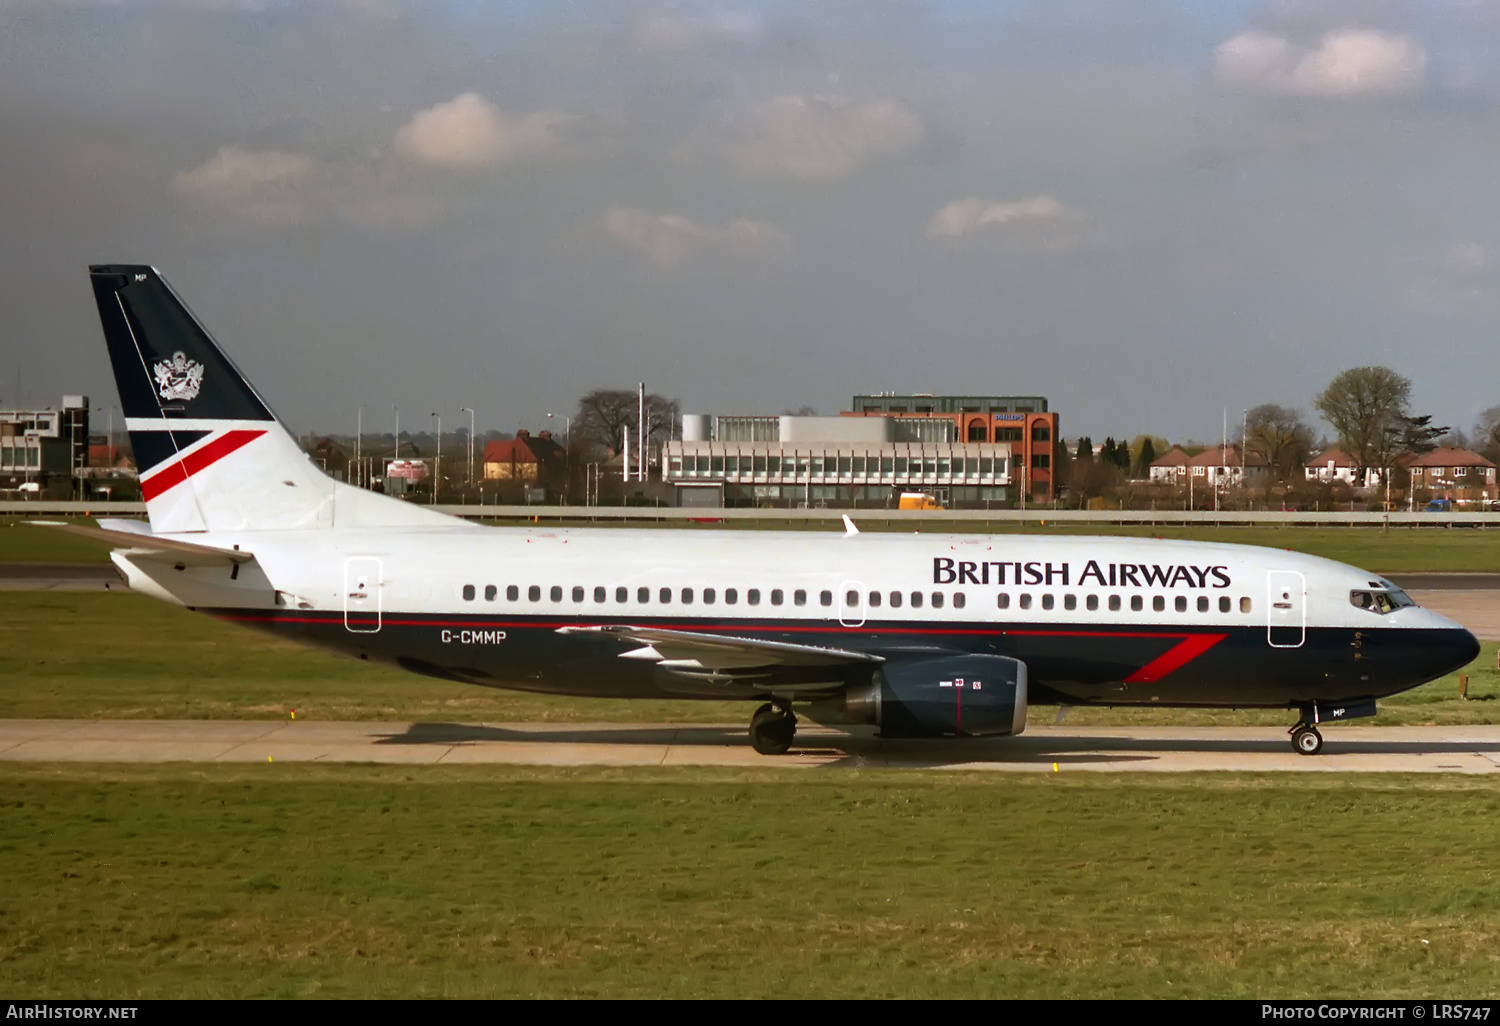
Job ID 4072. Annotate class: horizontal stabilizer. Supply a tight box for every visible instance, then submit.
[28,520,254,565]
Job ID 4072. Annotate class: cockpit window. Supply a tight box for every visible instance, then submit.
[1350,590,1401,615]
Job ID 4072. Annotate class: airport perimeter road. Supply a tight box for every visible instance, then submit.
[3,719,1500,773]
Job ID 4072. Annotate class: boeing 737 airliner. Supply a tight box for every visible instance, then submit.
[55,265,1480,756]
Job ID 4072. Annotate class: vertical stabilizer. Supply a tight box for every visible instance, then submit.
[89,265,461,533]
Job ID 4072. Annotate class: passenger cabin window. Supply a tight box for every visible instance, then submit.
[953,593,965,609]
[726,588,738,605]
[1041,594,1054,610]
[572,586,584,603]
[794,590,807,606]
[594,586,606,603]
[820,590,833,607]
[659,587,672,604]
[462,584,475,601]
[485,585,498,602]
[507,585,519,602]
[748,589,761,605]
[1086,594,1098,611]
[771,589,784,606]
[1152,596,1165,612]
[528,586,541,602]
[846,589,859,606]
[869,591,882,608]
[931,592,944,609]
[889,591,902,608]
[682,588,694,604]
[550,586,563,602]
[1240,597,1252,613]
[638,587,650,603]
[1130,595,1143,612]
[1175,596,1187,613]
[1108,595,1121,611]
[1219,596,1231,613]
[1064,594,1076,611]
[996,593,1010,610]
[1198,596,1209,612]
[615,587,628,603]
[1019,594,1032,610]
[910,592,923,609]
[704,588,716,604]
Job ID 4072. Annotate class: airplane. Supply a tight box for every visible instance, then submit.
[52,264,1480,757]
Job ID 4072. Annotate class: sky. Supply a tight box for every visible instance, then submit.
[2,0,1499,444]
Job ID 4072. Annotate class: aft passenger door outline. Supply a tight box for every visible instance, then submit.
[344,556,383,634]
[1267,569,1306,649]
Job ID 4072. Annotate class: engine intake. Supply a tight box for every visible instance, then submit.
[840,654,1027,738]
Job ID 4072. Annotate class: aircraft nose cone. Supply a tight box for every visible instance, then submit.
[1435,626,1481,678]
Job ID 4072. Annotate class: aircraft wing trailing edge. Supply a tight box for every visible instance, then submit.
[557,624,883,690]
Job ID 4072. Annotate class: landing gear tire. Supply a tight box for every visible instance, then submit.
[749,702,797,756]
[1291,724,1323,756]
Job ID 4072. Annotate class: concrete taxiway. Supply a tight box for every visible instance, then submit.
[3,719,1500,773]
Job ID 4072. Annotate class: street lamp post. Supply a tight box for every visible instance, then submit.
[547,411,571,503]
[460,407,475,501]
[430,412,441,506]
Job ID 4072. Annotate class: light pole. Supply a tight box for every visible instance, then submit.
[430,412,441,506]
[393,406,400,460]
[460,406,475,500]
[547,411,571,502]
[356,404,363,489]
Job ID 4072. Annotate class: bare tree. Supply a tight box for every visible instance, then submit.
[574,388,680,457]
[1240,404,1314,481]
[1474,406,1500,463]
[1313,366,1412,481]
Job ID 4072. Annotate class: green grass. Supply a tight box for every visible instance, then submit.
[2,592,1495,725]
[0,765,1497,998]
[10,515,1500,571]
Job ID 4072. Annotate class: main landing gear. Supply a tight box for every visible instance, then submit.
[749,702,797,756]
[1289,723,1324,756]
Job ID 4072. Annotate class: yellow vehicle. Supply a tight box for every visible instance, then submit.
[898,492,944,510]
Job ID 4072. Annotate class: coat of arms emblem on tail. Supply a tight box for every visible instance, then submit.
[153,351,205,402]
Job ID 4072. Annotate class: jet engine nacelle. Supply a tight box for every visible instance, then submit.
[840,654,1027,738]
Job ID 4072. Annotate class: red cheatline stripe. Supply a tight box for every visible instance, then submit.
[1124,633,1227,684]
[141,429,267,501]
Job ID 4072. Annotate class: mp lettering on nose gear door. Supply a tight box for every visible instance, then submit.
[344,557,383,633]
[1267,569,1305,648]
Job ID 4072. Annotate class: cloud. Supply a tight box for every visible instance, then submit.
[1405,241,1496,310]
[602,209,788,268]
[394,93,567,170]
[1214,29,1428,97]
[687,94,925,183]
[168,145,316,221]
[1443,241,1489,276]
[634,7,764,51]
[926,195,1080,238]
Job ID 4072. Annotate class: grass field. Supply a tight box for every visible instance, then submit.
[9,516,1500,571]
[1,765,1497,998]
[2,593,1495,725]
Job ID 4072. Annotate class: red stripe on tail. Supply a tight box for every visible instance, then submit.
[140,429,267,501]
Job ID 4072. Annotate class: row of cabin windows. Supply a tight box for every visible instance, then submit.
[459,584,968,609]
[997,592,1253,614]
[456,583,1249,615]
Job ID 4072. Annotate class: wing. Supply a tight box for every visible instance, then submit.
[557,624,883,692]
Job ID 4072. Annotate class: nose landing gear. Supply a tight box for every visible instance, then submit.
[1290,723,1323,756]
[749,702,797,755]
